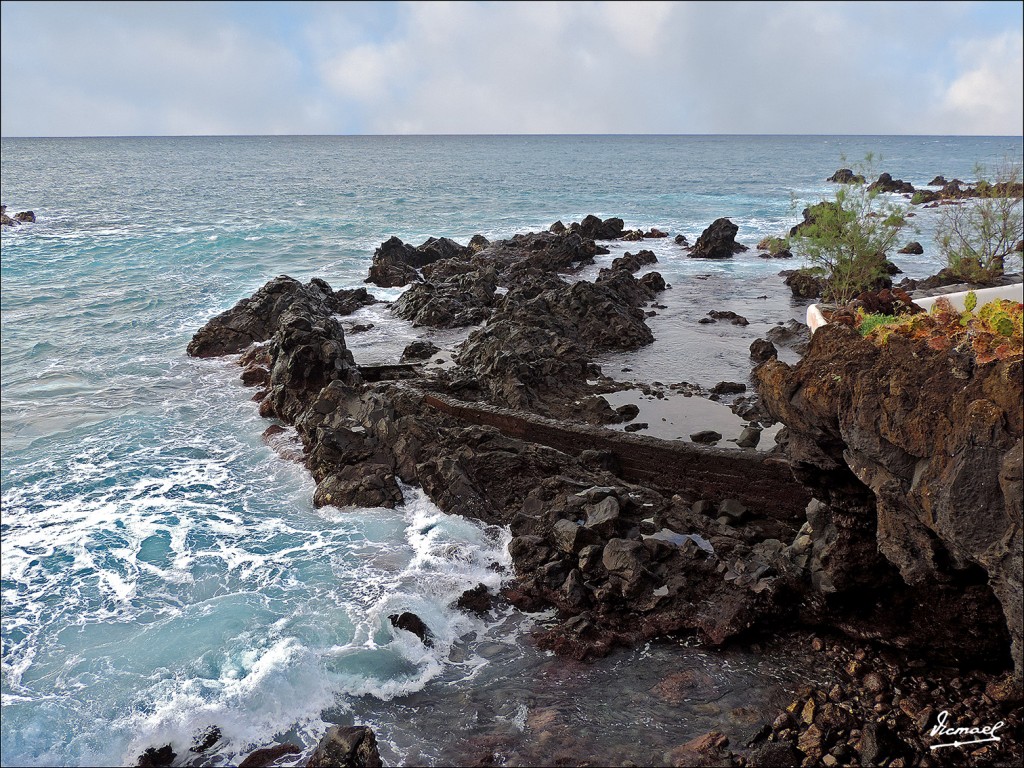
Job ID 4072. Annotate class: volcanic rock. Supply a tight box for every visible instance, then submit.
[688,218,748,259]
[307,726,383,768]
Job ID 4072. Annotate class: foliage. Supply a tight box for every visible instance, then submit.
[857,294,1023,364]
[790,154,909,305]
[857,312,899,336]
[935,161,1024,283]
[757,236,790,255]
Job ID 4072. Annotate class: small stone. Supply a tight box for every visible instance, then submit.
[862,671,888,694]
[690,430,723,444]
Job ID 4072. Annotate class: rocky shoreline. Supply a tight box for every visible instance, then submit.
[179,213,1022,767]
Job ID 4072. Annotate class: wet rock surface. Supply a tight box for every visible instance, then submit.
[307,725,383,768]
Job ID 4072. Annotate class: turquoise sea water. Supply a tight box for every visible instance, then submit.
[2,135,1022,766]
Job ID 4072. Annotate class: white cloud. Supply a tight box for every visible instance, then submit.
[933,31,1024,135]
[2,1,1022,136]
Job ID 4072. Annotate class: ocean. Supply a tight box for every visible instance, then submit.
[2,135,1021,766]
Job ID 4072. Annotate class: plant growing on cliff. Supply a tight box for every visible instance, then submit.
[858,295,1023,364]
[790,155,909,305]
[936,161,1024,283]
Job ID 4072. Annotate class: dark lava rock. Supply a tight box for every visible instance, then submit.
[389,611,432,646]
[468,234,490,252]
[736,426,762,448]
[757,248,793,259]
[314,464,403,509]
[711,381,747,395]
[898,241,924,254]
[392,267,498,328]
[190,726,222,753]
[750,338,778,363]
[610,249,657,273]
[137,746,175,767]
[615,403,640,421]
[708,310,749,326]
[868,172,915,194]
[623,422,648,432]
[549,220,566,233]
[14,210,36,223]
[457,583,495,614]
[645,228,669,238]
[366,235,471,288]
[187,276,374,358]
[929,175,947,186]
[307,725,383,768]
[748,741,800,767]
[765,320,810,352]
[571,214,624,240]
[674,234,689,246]
[401,340,441,361]
[690,430,722,444]
[827,168,866,184]
[782,268,825,299]
[688,218,748,259]
[237,743,302,768]
[638,271,667,293]
[757,322,1023,677]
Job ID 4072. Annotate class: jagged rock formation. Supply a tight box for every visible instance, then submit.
[756,322,1022,682]
[688,218,748,259]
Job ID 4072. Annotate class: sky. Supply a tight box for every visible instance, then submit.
[1,0,1022,137]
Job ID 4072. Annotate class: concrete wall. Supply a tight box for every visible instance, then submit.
[422,393,811,520]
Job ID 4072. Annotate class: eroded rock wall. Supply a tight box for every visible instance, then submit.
[757,323,1022,679]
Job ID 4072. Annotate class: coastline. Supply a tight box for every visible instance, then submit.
[180,209,1022,767]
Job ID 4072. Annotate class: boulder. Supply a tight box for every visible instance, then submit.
[690,430,722,444]
[136,746,175,767]
[571,214,624,240]
[750,338,778,363]
[389,612,432,646]
[401,340,440,361]
[14,210,35,223]
[868,172,915,194]
[827,168,865,184]
[898,241,924,255]
[688,218,748,259]
[307,726,383,768]
[237,744,302,768]
[456,583,494,614]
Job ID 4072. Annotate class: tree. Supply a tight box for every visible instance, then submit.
[789,154,909,305]
[935,161,1023,284]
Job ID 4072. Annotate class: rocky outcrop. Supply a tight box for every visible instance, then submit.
[897,241,923,254]
[187,276,375,358]
[688,218,748,259]
[307,726,382,768]
[1,205,37,227]
[608,249,657,274]
[868,173,915,194]
[366,235,471,287]
[827,168,866,184]
[392,266,498,327]
[570,214,625,240]
[756,323,1022,681]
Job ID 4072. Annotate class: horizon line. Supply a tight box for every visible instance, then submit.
[2,132,1023,140]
